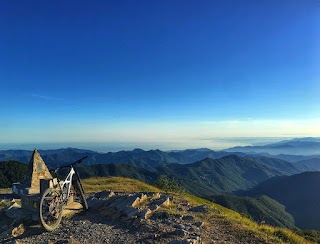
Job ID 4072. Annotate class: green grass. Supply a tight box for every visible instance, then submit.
[82,176,161,193]
[0,200,12,208]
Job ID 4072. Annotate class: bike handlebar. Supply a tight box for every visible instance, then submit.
[50,156,88,173]
[70,156,88,166]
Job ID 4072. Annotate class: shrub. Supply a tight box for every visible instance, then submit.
[155,175,185,193]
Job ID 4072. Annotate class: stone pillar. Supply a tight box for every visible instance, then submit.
[23,149,53,194]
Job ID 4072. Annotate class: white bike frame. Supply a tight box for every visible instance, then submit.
[58,166,75,201]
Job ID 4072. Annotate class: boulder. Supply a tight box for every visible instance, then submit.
[155,196,171,207]
[182,215,194,221]
[188,205,207,213]
[139,208,153,219]
[123,207,139,218]
[87,198,105,209]
[94,190,115,199]
[194,221,205,228]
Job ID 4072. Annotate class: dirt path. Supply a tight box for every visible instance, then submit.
[1,211,271,244]
[2,212,144,244]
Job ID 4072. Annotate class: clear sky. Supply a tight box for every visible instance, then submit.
[0,1,319,148]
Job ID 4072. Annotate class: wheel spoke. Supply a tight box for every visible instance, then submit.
[40,188,63,231]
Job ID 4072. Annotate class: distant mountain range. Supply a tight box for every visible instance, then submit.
[225,137,320,156]
[2,137,320,170]
[0,147,244,169]
[243,171,320,230]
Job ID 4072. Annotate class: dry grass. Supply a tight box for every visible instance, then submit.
[82,177,161,193]
[0,188,12,194]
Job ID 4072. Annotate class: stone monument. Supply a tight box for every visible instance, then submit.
[22,149,52,194]
[11,149,53,213]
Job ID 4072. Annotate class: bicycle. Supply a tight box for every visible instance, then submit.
[39,156,89,231]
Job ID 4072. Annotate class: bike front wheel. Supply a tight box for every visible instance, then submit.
[39,187,63,231]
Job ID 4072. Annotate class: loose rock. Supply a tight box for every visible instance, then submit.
[11,224,25,237]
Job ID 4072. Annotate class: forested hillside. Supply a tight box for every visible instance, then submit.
[0,161,27,188]
[245,171,320,230]
[209,195,295,229]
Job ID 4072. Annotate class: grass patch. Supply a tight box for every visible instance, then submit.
[0,188,12,194]
[156,202,180,216]
[0,200,12,208]
[82,176,161,193]
[294,229,320,243]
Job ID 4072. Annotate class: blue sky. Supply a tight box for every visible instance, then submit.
[0,1,319,148]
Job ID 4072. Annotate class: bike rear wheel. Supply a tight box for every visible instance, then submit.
[73,177,88,210]
[39,187,63,231]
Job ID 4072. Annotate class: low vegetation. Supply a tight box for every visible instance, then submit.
[154,175,185,193]
[294,229,320,243]
[0,200,11,209]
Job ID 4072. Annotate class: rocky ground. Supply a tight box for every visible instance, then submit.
[0,191,275,244]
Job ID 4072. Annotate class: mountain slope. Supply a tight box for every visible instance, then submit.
[209,195,295,229]
[297,158,320,170]
[157,155,307,196]
[244,171,320,230]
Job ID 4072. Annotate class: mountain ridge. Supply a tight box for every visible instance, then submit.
[225,137,320,156]
[156,155,308,196]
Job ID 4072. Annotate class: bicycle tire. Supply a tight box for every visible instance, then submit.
[73,178,88,210]
[39,187,63,231]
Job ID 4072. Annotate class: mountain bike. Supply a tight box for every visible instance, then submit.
[39,156,89,231]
